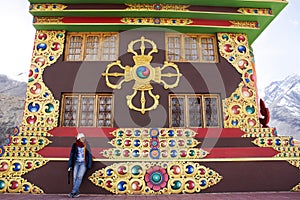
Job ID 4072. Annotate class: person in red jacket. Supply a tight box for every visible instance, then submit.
[67,133,92,198]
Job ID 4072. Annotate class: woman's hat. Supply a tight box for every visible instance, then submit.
[76,133,85,140]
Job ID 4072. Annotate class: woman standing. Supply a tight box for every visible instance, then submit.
[68,133,92,198]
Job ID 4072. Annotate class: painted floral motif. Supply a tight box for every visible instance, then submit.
[145,166,168,191]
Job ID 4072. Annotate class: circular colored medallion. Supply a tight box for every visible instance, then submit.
[136,66,150,79]
[145,166,168,191]
[0,180,5,190]
[117,181,126,191]
[171,180,182,190]
[131,165,142,176]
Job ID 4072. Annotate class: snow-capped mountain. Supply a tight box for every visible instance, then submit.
[0,74,27,97]
[263,74,300,140]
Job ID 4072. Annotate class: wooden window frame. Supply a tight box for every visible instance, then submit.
[64,32,119,61]
[60,93,114,127]
[165,33,219,63]
[169,94,222,128]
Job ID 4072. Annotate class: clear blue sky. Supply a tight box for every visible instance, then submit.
[0,0,299,93]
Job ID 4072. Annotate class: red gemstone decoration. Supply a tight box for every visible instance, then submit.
[160,140,167,147]
[237,35,246,42]
[106,180,112,188]
[180,150,187,157]
[142,150,148,157]
[26,116,37,124]
[26,162,33,169]
[267,139,273,145]
[124,140,131,147]
[30,138,37,145]
[117,166,127,175]
[199,168,206,175]
[161,150,168,157]
[0,161,9,171]
[51,42,60,51]
[142,140,149,147]
[38,33,47,40]
[231,105,241,115]
[123,150,130,157]
[172,165,181,175]
[187,180,195,190]
[224,44,232,52]
[10,181,19,190]
[179,140,185,146]
[125,130,131,136]
[131,181,141,191]
[238,59,248,70]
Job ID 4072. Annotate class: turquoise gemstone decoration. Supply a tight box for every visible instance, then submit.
[0,180,5,190]
[45,103,54,113]
[151,172,162,183]
[246,105,255,114]
[38,139,44,145]
[171,180,182,190]
[118,131,124,137]
[131,165,142,175]
[234,94,240,100]
[56,33,63,38]
[222,34,229,40]
[114,149,121,156]
[116,139,122,146]
[185,131,191,137]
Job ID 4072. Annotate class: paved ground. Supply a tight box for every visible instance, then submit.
[1,192,300,200]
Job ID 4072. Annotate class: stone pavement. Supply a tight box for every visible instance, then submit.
[1,192,300,200]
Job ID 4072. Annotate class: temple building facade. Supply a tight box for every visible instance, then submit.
[1,0,300,195]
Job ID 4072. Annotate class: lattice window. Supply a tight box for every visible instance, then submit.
[166,33,218,63]
[170,94,221,128]
[200,36,217,62]
[67,36,83,61]
[102,34,118,61]
[61,94,113,127]
[85,35,100,61]
[167,36,181,61]
[97,96,113,127]
[185,36,198,61]
[65,32,118,61]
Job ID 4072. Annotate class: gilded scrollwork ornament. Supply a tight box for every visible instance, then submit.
[89,161,222,194]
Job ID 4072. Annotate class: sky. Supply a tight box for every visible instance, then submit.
[0,0,299,93]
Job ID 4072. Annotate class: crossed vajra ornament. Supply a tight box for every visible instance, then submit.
[102,36,182,114]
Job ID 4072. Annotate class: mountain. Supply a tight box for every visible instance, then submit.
[263,74,300,140]
[0,75,26,145]
[0,74,27,97]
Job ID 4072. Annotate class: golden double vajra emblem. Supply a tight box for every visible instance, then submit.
[102,36,182,114]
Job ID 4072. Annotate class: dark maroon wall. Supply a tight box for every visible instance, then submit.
[43,30,240,128]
